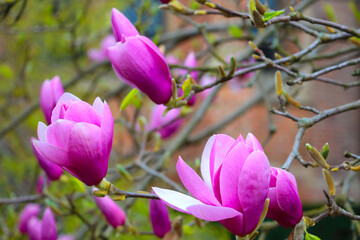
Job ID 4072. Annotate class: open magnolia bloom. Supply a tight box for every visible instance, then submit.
[32,93,114,186]
[153,133,271,237]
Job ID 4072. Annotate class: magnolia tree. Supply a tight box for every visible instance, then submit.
[0,0,359,239]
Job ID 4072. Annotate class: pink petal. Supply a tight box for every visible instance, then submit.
[32,140,69,167]
[37,122,47,142]
[111,8,139,41]
[176,157,220,206]
[88,49,107,62]
[238,150,270,233]
[200,135,216,191]
[66,123,108,186]
[93,98,114,153]
[245,133,264,152]
[46,120,76,149]
[41,208,57,240]
[276,170,303,222]
[63,101,102,127]
[209,134,235,184]
[219,142,252,210]
[51,93,80,123]
[152,187,241,221]
[219,215,245,236]
[50,76,64,102]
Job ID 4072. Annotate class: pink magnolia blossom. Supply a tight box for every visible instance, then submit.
[27,217,42,240]
[153,133,271,236]
[32,93,114,186]
[40,76,64,125]
[18,204,41,234]
[108,35,172,104]
[147,105,182,139]
[88,35,116,62]
[58,235,74,240]
[266,167,303,228]
[41,208,57,240]
[149,191,171,238]
[93,189,126,228]
[31,138,63,181]
[111,8,139,42]
[199,74,216,100]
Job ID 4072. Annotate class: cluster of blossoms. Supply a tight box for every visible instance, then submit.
[24,6,303,239]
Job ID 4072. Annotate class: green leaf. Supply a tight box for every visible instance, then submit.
[324,4,337,22]
[229,25,242,38]
[0,64,14,79]
[182,77,192,98]
[262,10,284,22]
[189,1,200,10]
[305,232,321,240]
[120,88,139,111]
[349,1,360,24]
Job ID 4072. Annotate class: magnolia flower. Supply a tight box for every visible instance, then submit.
[41,208,57,240]
[40,76,64,124]
[32,93,114,186]
[149,192,172,238]
[199,74,216,100]
[88,35,116,62]
[108,35,172,104]
[153,133,271,237]
[27,217,42,240]
[31,138,63,181]
[93,189,126,228]
[111,8,139,41]
[18,204,41,234]
[147,105,182,139]
[266,167,303,228]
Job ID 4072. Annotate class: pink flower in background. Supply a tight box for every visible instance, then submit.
[266,167,303,228]
[40,76,64,125]
[36,174,51,194]
[27,217,42,240]
[147,105,182,139]
[149,192,172,238]
[41,208,57,240]
[153,133,271,236]
[32,93,114,186]
[58,235,74,240]
[111,8,139,42]
[18,204,41,234]
[229,58,256,91]
[178,52,198,105]
[108,35,172,104]
[88,35,116,62]
[93,189,126,228]
[199,74,217,100]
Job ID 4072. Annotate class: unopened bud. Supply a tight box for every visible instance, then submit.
[248,41,258,50]
[284,92,301,108]
[194,10,207,15]
[110,194,126,201]
[326,26,336,33]
[255,0,267,15]
[349,37,360,47]
[229,57,236,77]
[275,71,283,96]
[331,167,339,172]
[306,144,330,170]
[275,53,282,60]
[218,66,226,78]
[350,165,360,171]
[322,169,335,196]
[289,6,294,12]
[252,10,265,28]
[93,190,107,197]
[320,142,330,160]
[171,78,177,101]
[204,2,216,8]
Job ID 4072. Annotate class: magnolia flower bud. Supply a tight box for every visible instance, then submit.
[32,93,114,186]
[40,76,64,124]
[111,8,139,42]
[149,196,171,238]
[18,204,41,234]
[93,189,126,228]
[108,35,172,104]
[266,167,303,228]
[27,217,42,240]
[41,208,57,240]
